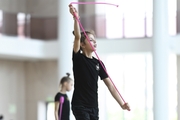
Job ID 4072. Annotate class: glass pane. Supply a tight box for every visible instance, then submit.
[47,102,55,120]
[105,55,124,119]
[169,17,177,36]
[124,17,145,38]
[102,53,177,120]
[168,0,177,36]
[94,0,177,38]
[104,54,149,120]
[106,11,123,38]
[95,15,106,38]
[146,13,152,37]
[17,13,26,38]
[168,54,178,120]
[123,54,147,120]
[105,0,123,38]
[123,0,146,38]
[146,54,153,120]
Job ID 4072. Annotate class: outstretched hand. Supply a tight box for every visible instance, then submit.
[122,103,130,111]
[69,4,79,19]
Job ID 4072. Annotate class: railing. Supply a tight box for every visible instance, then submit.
[0,11,177,40]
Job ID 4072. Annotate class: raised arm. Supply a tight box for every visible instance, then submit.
[103,77,130,111]
[69,5,81,53]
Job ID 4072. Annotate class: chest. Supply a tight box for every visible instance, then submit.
[79,57,100,74]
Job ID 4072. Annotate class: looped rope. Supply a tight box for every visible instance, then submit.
[70,2,119,7]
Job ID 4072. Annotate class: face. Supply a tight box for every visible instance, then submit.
[81,34,97,52]
[66,80,73,91]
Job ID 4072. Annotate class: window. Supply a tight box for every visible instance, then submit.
[46,102,55,120]
[98,53,177,120]
[94,0,177,38]
[17,13,26,38]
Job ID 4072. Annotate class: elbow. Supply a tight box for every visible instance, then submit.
[73,31,81,39]
[75,35,81,40]
[73,32,81,40]
[74,37,81,42]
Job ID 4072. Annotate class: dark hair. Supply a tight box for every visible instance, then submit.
[72,30,95,44]
[60,73,72,85]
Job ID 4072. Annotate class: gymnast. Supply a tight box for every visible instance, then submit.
[69,4,130,120]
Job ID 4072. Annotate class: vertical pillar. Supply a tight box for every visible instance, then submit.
[58,0,77,120]
[177,56,180,120]
[58,0,74,85]
[153,0,169,120]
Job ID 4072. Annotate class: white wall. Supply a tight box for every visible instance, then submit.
[0,0,58,16]
[26,0,58,17]
[0,36,58,60]
[1,35,180,61]
[0,59,59,120]
[177,56,180,120]
[0,0,26,13]
[25,60,58,120]
[0,60,26,120]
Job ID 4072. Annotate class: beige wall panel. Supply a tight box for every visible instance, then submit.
[0,60,26,120]
[0,0,26,13]
[25,61,58,120]
[27,0,58,17]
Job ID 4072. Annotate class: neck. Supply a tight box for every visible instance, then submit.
[82,50,93,58]
[60,87,66,94]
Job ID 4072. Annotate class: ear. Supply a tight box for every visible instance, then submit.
[80,42,85,49]
[63,81,68,86]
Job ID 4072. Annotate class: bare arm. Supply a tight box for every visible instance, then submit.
[54,102,59,120]
[103,77,130,111]
[69,5,81,53]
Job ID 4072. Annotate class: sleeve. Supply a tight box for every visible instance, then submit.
[72,50,81,62]
[99,61,108,80]
[54,93,60,102]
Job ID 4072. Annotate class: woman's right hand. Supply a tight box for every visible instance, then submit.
[69,4,79,18]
